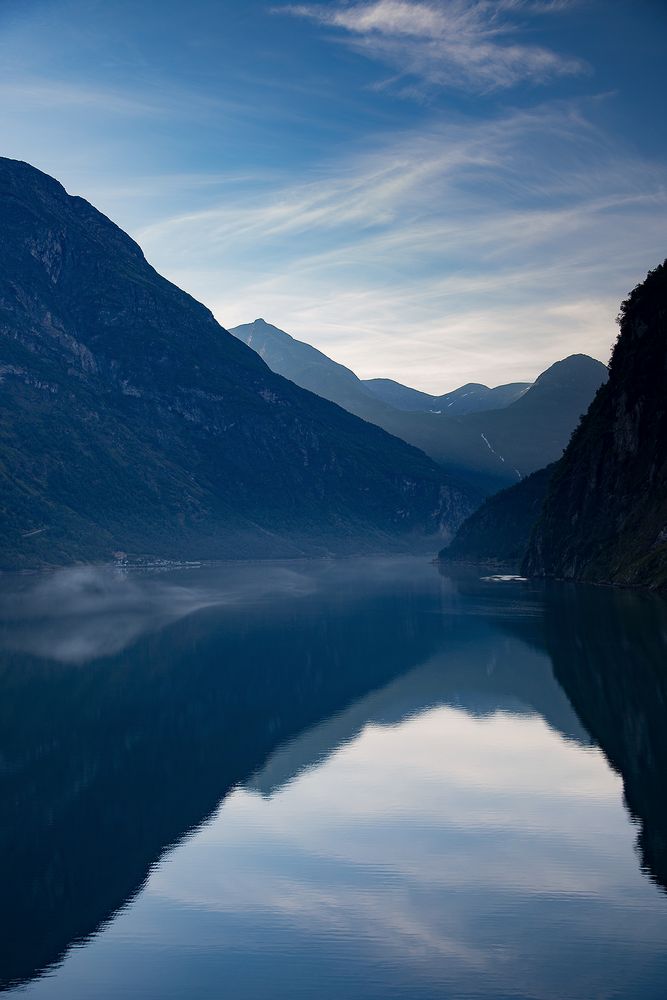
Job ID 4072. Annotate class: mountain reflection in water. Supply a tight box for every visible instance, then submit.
[1,558,666,999]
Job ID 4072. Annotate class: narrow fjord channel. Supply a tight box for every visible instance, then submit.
[2,558,666,1000]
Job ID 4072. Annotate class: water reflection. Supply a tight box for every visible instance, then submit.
[1,560,666,998]
[542,583,667,892]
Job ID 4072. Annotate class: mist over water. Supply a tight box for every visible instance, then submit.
[0,561,325,663]
[2,558,667,999]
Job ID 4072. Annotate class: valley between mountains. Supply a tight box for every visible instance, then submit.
[2,155,663,591]
[0,157,609,571]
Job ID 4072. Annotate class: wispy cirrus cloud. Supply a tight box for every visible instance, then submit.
[1,0,664,395]
[0,80,164,116]
[279,0,586,93]
[133,101,667,392]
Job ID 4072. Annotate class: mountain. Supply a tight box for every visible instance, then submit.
[232,320,607,494]
[456,355,608,478]
[230,318,382,418]
[361,377,437,412]
[439,464,554,567]
[0,158,474,569]
[433,381,531,415]
[395,355,607,491]
[363,378,531,415]
[524,261,667,588]
[232,322,531,420]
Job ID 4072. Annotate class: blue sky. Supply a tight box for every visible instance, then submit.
[1,0,666,391]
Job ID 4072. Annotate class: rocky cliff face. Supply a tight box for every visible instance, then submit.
[0,158,473,568]
[524,261,667,587]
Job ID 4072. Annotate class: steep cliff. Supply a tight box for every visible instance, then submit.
[524,261,667,587]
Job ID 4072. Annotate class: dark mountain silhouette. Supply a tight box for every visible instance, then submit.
[524,261,667,587]
[0,159,474,569]
[231,320,607,495]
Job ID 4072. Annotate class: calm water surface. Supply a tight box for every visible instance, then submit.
[1,557,667,999]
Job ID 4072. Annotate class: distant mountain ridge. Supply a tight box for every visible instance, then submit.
[231,319,608,494]
[439,260,667,588]
[229,318,381,418]
[363,377,531,415]
[457,355,607,479]
[0,158,474,569]
[232,320,532,418]
[361,378,436,412]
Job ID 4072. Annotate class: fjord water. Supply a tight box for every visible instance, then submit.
[2,559,667,999]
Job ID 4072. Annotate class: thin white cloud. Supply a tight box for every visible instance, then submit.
[0,74,269,122]
[0,80,164,116]
[134,101,667,391]
[279,0,587,93]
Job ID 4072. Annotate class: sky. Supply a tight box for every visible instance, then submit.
[1,0,666,391]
